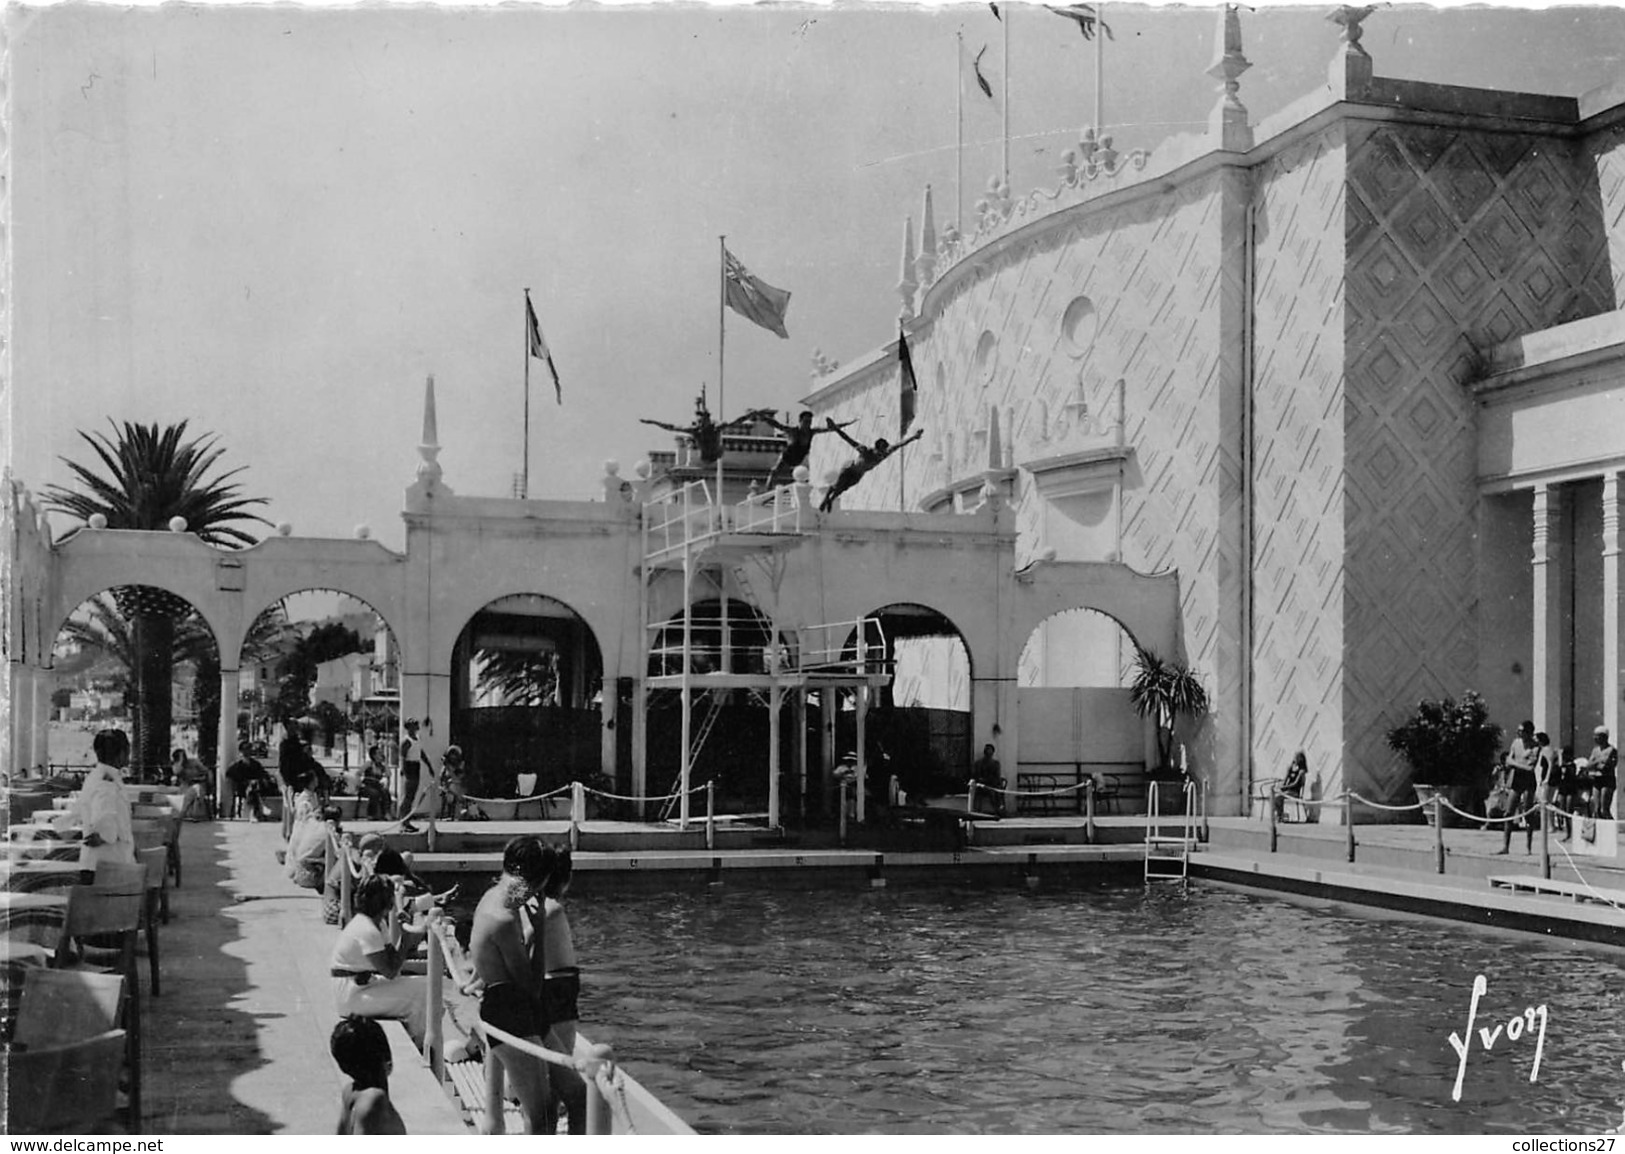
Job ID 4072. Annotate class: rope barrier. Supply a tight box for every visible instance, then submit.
[1346,791,1426,813]
[981,780,1090,799]
[462,784,574,806]
[1548,837,1625,916]
[583,783,705,804]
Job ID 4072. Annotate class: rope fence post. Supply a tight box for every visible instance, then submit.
[706,780,716,851]
[1084,777,1096,845]
[1541,797,1552,880]
[1434,794,1445,874]
[966,780,976,815]
[839,779,849,847]
[1269,785,1278,854]
[570,780,584,852]
[425,908,444,1084]
[1345,792,1355,863]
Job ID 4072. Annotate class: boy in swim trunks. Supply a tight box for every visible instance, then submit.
[533,845,588,1134]
[331,1016,406,1135]
[470,836,554,1133]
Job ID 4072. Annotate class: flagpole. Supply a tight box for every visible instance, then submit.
[522,287,532,499]
[718,236,728,424]
[1001,6,1010,187]
[956,31,964,234]
[1095,2,1105,137]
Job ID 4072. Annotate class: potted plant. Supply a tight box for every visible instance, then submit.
[1385,690,1502,827]
[1128,648,1210,810]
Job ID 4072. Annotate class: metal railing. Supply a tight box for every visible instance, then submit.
[734,482,807,534]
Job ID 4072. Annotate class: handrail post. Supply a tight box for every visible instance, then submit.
[1084,777,1097,844]
[1345,792,1355,863]
[482,1035,506,1134]
[706,780,716,850]
[1200,778,1209,844]
[1433,794,1445,874]
[339,833,354,923]
[571,780,584,852]
[966,780,976,816]
[1541,797,1552,880]
[425,909,444,1084]
[1268,785,1279,854]
[585,1053,615,1135]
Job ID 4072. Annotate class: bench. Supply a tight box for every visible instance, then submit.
[378,1020,474,1134]
[1487,875,1625,907]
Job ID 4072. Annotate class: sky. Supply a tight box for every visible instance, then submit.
[11,1,1625,552]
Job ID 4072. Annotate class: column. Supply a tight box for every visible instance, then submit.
[13,665,37,776]
[217,667,240,805]
[29,665,51,771]
[1532,483,1565,738]
[1604,472,1622,745]
[854,683,868,825]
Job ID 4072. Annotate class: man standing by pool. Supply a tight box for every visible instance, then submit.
[1588,726,1617,818]
[397,719,422,829]
[470,836,554,1134]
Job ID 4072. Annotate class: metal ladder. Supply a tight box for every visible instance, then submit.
[1144,779,1197,884]
[659,690,725,822]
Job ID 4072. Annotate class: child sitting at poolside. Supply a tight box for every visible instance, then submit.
[331,1016,406,1134]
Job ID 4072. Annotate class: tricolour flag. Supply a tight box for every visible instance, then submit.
[898,324,919,439]
[723,247,792,339]
[527,295,562,404]
[1048,3,1113,40]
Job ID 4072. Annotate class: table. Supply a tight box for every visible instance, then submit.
[0,862,90,894]
[5,839,84,863]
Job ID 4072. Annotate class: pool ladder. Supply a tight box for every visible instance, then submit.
[1144,780,1197,884]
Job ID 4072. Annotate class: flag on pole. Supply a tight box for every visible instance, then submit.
[1048,3,1113,39]
[972,45,995,100]
[722,247,792,339]
[527,296,562,404]
[898,324,919,439]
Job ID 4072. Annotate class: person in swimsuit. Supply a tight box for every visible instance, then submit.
[532,844,588,1134]
[331,1016,406,1135]
[470,836,554,1133]
[1499,720,1540,855]
[818,422,925,512]
[755,410,855,489]
[639,392,765,466]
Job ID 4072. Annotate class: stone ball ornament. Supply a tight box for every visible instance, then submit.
[277,522,294,537]
[604,460,621,477]
[168,516,188,533]
[792,465,811,483]
[355,525,372,540]
[88,513,108,530]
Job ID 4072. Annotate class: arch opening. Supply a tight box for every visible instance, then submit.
[48,585,222,781]
[450,594,605,800]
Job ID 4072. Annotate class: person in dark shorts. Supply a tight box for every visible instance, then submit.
[531,845,587,1134]
[470,836,554,1133]
[1499,721,1540,855]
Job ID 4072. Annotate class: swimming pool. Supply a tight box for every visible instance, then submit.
[558,881,1625,1133]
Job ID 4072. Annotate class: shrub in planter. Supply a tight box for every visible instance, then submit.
[1385,690,1502,825]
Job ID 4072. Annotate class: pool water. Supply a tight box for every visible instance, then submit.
[554,881,1625,1134]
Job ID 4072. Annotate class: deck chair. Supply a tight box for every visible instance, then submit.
[56,879,145,1131]
[6,1029,129,1133]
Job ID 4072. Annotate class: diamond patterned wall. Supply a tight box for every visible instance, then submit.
[1587,124,1625,310]
[1249,128,1350,801]
[1342,121,1612,805]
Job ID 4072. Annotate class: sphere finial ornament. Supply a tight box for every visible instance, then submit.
[634,460,652,480]
[88,513,108,530]
[792,465,810,483]
[276,522,293,537]
[168,516,188,533]
[604,460,621,477]
[355,525,371,540]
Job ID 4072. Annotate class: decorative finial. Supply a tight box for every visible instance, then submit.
[915,186,938,288]
[417,373,443,485]
[1328,5,1377,92]
[88,513,108,530]
[987,404,1002,470]
[1207,4,1253,151]
[897,214,918,321]
[168,516,188,533]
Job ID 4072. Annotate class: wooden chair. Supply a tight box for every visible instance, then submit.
[91,860,159,994]
[6,1029,129,1133]
[131,810,181,888]
[130,828,172,925]
[56,878,146,1131]
[14,967,126,1048]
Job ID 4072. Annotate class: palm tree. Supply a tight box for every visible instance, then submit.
[1128,647,1210,775]
[45,421,269,776]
